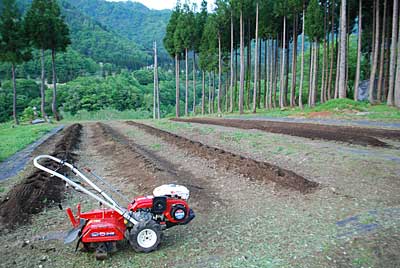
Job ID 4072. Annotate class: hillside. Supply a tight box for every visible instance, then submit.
[67,0,171,63]
[14,0,152,69]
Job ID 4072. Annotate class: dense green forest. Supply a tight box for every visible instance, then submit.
[67,0,171,64]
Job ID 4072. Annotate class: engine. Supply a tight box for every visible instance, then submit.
[127,184,195,229]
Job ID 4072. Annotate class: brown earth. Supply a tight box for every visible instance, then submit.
[92,122,218,211]
[125,121,319,193]
[172,118,400,147]
[0,124,82,228]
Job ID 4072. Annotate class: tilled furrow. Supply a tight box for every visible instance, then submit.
[0,124,82,228]
[172,118,396,147]
[126,121,319,193]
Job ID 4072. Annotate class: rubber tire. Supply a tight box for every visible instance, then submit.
[129,220,162,253]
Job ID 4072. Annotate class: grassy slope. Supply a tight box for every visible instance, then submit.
[0,122,56,162]
[217,99,400,121]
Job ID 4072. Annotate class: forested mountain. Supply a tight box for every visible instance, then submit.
[11,0,154,72]
[67,0,171,64]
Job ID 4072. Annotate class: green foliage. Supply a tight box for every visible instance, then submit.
[305,0,324,42]
[0,0,32,64]
[66,0,171,63]
[0,79,40,122]
[0,121,55,162]
[61,109,151,121]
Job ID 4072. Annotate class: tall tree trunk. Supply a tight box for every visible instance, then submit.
[291,14,298,107]
[40,49,47,120]
[280,16,287,108]
[369,0,380,103]
[230,11,234,113]
[211,71,215,113]
[273,36,279,108]
[338,0,347,98]
[354,0,362,101]
[253,2,259,113]
[193,52,196,114]
[377,0,387,102]
[11,63,19,125]
[175,53,180,117]
[388,0,398,106]
[239,9,245,114]
[257,39,262,108]
[153,42,157,119]
[208,72,211,114]
[246,19,251,110]
[313,42,320,106]
[334,35,340,98]
[309,43,314,106]
[264,39,269,108]
[218,34,222,113]
[321,1,327,103]
[202,71,205,115]
[290,15,298,107]
[299,6,305,109]
[327,0,335,100]
[185,48,189,116]
[51,49,60,121]
[268,38,274,108]
[395,14,400,108]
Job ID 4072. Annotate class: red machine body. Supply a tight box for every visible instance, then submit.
[67,195,194,244]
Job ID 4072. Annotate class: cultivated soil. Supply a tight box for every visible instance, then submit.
[0,124,82,228]
[172,118,400,147]
[0,119,399,268]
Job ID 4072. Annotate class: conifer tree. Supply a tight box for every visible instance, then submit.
[0,0,32,124]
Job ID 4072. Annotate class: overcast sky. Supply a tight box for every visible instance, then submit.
[106,0,215,11]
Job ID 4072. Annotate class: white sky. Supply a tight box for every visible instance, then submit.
[106,0,215,11]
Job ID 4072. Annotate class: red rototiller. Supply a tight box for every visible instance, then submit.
[34,155,195,260]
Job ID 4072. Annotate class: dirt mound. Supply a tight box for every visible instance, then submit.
[0,124,82,228]
[172,118,397,147]
[126,121,318,193]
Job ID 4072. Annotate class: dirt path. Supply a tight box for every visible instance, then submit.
[173,118,400,147]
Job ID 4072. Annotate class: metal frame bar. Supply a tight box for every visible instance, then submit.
[33,155,138,225]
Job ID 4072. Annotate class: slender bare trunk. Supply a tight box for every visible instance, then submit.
[153,42,157,119]
[272,37,278,108]
[354,0,362,101]
[202,71,205,115]
[377,0,387,102]
[11,64,19,125]
[40,49,47,120]
[309,43,315,106]
[280,16,286,108]
[338,0,347,98]
[290,14,298,107]
[320,1,327,103]
[51,49,60,121]
[230,11,234,113]
[264,39,269,108]
[299,6,305,109]
[185,48,189,116]
[239,10,245,114]
[395,14,400,107]
[327,0,335,100]
[313,42,320,106]
[252,2,259,113]
[369,0,380,103]
[218,34,222,113]
[175,53,180,117]
[388,0,399,106]
[208,72,211,114]
[193,52,196,114]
